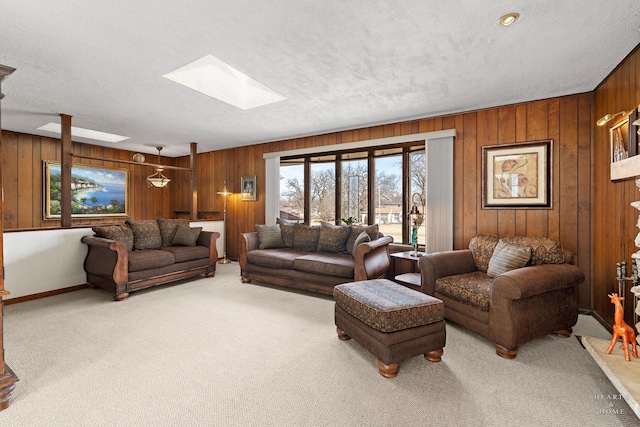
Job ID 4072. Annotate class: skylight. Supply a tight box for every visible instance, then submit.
[163,54,287,110]
[37,123,129,143]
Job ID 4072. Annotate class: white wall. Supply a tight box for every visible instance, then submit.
[4,228,91,299]
[3,220,224,300]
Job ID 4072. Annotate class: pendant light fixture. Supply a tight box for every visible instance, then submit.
[147,146,171,188]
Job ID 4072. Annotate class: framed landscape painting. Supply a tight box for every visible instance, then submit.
[44,161,129,219]
[481,140,552,209]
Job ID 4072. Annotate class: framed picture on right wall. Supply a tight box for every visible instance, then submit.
[481,139,553,209]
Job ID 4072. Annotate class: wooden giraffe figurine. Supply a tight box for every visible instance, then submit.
[605,293,639,362]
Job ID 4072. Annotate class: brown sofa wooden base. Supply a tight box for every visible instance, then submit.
[82,231,219,301]
[240,232,393,295]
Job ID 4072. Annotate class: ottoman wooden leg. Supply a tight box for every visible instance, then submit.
[336,327,351,341]
[425,348,443,362]
[377,359,399,378]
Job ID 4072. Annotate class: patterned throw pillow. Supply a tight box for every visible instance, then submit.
[468,235,499,273]
[125,220,162,250]
[346,224,379,254]
[276,218,295,248]
[293,224,321,252]
[172,226,202,246]
[351,231,371,257]
[500,236,565,265]
[255,224,285,249]
[317,222,351,253]
[157,218,190,247]
[92,224,134,251]
[487,241,532,278]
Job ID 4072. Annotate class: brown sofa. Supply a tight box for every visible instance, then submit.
[240,221,393,295]
[418,235,585,359]
[82,219,220,301]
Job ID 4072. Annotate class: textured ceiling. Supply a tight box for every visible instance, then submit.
[1,1,639,157]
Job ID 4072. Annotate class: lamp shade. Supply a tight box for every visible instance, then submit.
[147,168,170,188]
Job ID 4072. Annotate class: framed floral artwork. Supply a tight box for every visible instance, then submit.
[481,140,552,209]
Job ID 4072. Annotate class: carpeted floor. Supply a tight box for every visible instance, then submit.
[1,262,638,426]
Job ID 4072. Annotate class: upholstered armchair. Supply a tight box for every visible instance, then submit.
[418,235,585,359]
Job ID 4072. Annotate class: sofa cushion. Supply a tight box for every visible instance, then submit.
[487,241,532,278]
[469,235,499,273]
[500,236,565,265]
[173,226,202,246]
[126,220,162,250]
[161,245,209,263]
[277,218,295,248]
[293,252,355,278]
[92,224,134,251]
[351,231,371,257]
[334,279,444,333]
[317,222,351,253]
[128,249,175,272]
[293,224,321,252]
[255,224,285,249]
[435,271,492,312]
[157,218,190,247]
[246,249,307,270]
[346,224,379,254]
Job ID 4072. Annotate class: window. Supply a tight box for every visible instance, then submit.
[341,156,368,225]
[310,160,335,225]
[266,129,455,252]
[375,154,402,243]
[279,162,304,223]
[281,144,425,244]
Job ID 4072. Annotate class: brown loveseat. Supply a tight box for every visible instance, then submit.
[240,221,393,295]
[418,235,585,359]
[82,219,220,301]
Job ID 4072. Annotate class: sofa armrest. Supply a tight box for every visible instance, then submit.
[239,232,260,271]
[492,263,585,301]
[81,235,129,285]
[419,250,477,294]
[197,231,220,265]
[354,235,393,281]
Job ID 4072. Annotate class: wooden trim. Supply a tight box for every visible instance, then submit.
[72,154,193,171]
[303,158,310,224]
[60,114,73,227]
[190,142,198,221]
[263,129,457,158]
[4,284,88,305]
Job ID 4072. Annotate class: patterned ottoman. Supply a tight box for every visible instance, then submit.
[334,279,446,378]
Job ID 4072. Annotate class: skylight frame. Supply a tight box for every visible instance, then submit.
[37,123,129,143]
[163,54,287,110]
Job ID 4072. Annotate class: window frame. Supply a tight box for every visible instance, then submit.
[280,142,423,243]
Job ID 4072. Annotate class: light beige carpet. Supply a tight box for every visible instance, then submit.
[1,263,638,426]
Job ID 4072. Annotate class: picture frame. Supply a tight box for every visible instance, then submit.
[44,161,129,219]
[481,140,552,209]
[241,175,257,201]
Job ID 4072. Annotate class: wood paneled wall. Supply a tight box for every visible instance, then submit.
[593,45,640,326]
[189,94,592,310]
[0,94,594,313]
[1,131,174,229]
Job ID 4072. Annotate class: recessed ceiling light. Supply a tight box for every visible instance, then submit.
[37,123,129,143]
[163,54,287,110]
[498,13,520,26]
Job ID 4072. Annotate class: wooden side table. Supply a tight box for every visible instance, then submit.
[389,251,423,291]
